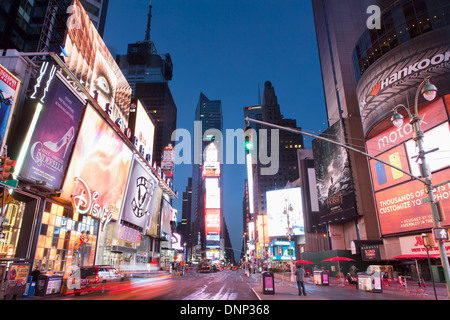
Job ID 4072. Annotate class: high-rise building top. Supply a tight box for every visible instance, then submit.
[244,81,303,216]
[116,1,173,97]
[117,1,176,167]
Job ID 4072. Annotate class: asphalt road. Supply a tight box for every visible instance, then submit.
[153,269,258,300]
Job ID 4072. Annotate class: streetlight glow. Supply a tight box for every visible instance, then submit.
[391,109,404,128]
[422,78,438,101]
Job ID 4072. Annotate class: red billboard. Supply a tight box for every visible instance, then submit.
[205,208,221,234]
[367,96,450,236]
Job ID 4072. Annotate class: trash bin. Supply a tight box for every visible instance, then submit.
[22,276,36,298]
[313,271,329,286]
[261,271,275,295]
[35,275,63,296]
[372,272,383,293]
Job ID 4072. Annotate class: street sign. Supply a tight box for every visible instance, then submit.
[0,179,18,188]
[433,228,449,241]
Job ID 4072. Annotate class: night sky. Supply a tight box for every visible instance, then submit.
[102,0,328,257]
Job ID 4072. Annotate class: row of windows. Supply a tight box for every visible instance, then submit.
[353,0,450,81]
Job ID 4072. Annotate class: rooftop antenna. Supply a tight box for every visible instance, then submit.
[145,0,153,42]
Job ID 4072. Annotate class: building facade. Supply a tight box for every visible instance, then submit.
[190,93,224,262]
[243,81,304,267]
[312,0,450,281]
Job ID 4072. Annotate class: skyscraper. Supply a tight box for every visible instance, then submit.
[311,0,384,249]
[190,93,223,261]
[116,1,176,167]
[244,81,303,217]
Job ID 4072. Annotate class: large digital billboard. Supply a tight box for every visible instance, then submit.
[120,156,159,230]
[312,120,358,224]
[367,96,450,236]
[0,64,20,151]
[128,100,155,161]
[204,178,221,209]
[160,197,172,241]
[205,209,221,235]
[64,0,132,127]
[266,187,305,237]
[60,104,132,222]
[19,69,85,190]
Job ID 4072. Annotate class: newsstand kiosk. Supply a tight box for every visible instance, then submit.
[313,270,329,286]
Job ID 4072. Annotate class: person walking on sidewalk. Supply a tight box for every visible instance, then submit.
[296,265,307,296]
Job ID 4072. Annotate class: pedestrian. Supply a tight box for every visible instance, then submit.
[31,266,41,282]
[295,264,307,296]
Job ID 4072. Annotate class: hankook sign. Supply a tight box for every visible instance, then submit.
[356,28,450,138]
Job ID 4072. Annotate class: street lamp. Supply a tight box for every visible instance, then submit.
[391,76,450,299]
[284,199,295,282]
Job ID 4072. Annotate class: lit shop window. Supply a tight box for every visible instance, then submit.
[0,200,26,259]
[34,202,98,277]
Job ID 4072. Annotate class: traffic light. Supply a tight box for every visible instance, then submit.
[244,126,253,152]
[0,157,16,181]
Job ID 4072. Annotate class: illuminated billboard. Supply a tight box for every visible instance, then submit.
[128,100,155,161]
[256,214,269,246]
[120,156,159,230]
[205,178,221,209]
[64,0,132,126]
[202,142,220,177]
[367,96,450,236]
[312,120,357,223]
[0,64,20,151]
[60,104,132,222]
[161,198,172,241]
[19,69,85,190]
[266,187,305,237]
[205,208,221,234]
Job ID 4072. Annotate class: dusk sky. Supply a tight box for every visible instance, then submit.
[102,0,328,257]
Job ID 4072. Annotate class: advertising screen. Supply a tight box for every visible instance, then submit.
[369,145,411,192]
[160,198,172,240]
[120,156,159,230]
[64,0,132,126]
[206,234,220,249]
[266,187,305,237]
[367,96,450,236]
[205,178,221,209]
[270,241,295,261]
[60,104,132,222]
[20,72,85,190]
[256,214,269,246]
[205,208,221,234]
[0,64,20,150]
[312,120,357,223]
[128,100,155,160]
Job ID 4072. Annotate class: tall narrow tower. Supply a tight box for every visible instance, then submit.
[116,0,176,167]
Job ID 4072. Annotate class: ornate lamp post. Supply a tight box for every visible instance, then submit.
[391,77,450,298]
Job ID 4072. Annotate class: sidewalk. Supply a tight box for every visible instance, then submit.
[252,273,450,300]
